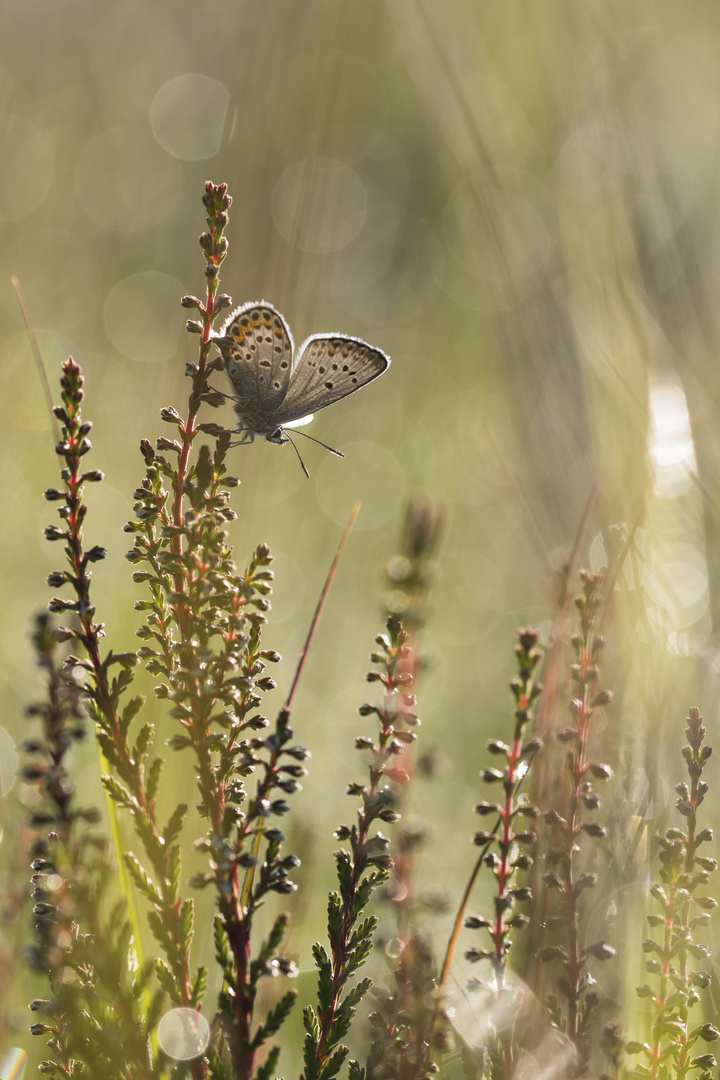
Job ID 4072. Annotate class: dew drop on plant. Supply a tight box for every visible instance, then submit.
[385,936,403,959]
[158,1008,210,1061]
[0,1047,27,1080]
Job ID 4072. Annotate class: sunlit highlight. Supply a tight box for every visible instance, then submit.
[647,378,697,498]
[0,1048,27,1080]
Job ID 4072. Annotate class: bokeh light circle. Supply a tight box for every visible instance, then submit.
[0,114,52,222]
[272,157,367,253]
[644,541,709,630]
[157,1008,209,1061]
[76,127,180,231]
[7,229,101,330]
[0,330,77,430]
[104,271,183,362]
[442,171,552,309]
[150,75,230,160]
[315,440,405,530]
[556,115,630,199]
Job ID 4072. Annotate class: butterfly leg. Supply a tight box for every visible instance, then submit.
[228,427,257,448]
[206,384,232,400]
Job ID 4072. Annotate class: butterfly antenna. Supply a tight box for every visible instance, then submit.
[292,428,344,458]
[283,432,311,478]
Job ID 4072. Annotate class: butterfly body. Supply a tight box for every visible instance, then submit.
[217,301,390,452]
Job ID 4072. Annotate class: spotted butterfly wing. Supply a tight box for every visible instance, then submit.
[220,301,294,436]
[272,334,390,428]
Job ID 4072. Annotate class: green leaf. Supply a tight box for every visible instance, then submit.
[101,773,136,810]
[311,942,331,975]
[123,852,162,906]
[303,1005,321,1042]
[342,976,372,1012]
[190,966,207,1008]
[250,988,297,1050]
[163,803,188,845]
[145,755,164,803]
[130,718,153,761]
[148,909,173,954]
[214,917,235,984]
[253,1046,280,1080]
[257,911,289,964]
[179,898,194,954]
[320,1045,349,1080]
[155,958,177,1003]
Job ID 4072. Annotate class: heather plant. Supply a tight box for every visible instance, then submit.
[623,707,719,1080]
[461,626,543,1080]
[4,182,719,1080]
[538,570,616,1073]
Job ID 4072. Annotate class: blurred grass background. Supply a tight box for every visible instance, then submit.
[2,0,720,1069]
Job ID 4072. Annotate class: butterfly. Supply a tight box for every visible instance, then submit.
[215,301,390,475]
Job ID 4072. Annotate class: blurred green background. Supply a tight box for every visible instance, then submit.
[3,0,720,1069]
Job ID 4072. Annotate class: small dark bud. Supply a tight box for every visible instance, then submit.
[30,1023,54,1036]
[402,493,444,560]
[480,769,504,783]
[588,762,613,780]
[581,822,608,839]
[464,915,491,929]
[689,1056,716,1071]
[521,736,543,755]
[473,831,499,846]
[160,406,182,425]
[44,526,67,542]
[586,941,616,960]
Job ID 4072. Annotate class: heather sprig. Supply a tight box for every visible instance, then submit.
[540,569,615,1075]
[379,495,443,949]
[624,707,718,1080]
[24,613,163,1080]
[302,613,419,1080]
[458,627,543,1078]
[123,183,306,1077]
[363,497,448,1080]
[40,349,208,1076]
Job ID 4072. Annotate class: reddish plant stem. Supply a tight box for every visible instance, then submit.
[649,893,676,1078]
[492,733,524,1079]
[563,645,592,1044]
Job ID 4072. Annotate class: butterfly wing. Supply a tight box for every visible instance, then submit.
[272,334,390,427]
[219,302,294,427]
